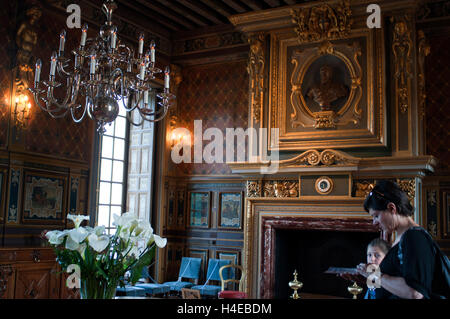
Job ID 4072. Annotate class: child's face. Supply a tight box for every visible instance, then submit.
[367,246,386,265]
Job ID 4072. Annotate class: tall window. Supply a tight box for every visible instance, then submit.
[97,108,128,235]
[95,94,156,234]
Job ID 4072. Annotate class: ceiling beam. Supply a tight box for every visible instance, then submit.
[152,0,210,27]
[175,0,228,25]
[262,0,282,7]
[198,0,237,17]
[282,0,297,5]
[133,0,198,30]
[116,0,182,32]
[221,0,248,13]
[236,0,268,11]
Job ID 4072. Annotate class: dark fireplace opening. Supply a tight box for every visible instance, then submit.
[275,229,379,299]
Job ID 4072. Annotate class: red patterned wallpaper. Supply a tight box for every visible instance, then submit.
[425,34,450,172]
[175,60,249,175]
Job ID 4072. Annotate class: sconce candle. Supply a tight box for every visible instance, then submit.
[144,90,148,104]
[80,24,88,47]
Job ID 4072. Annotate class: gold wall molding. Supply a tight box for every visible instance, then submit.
[246,180,262,198]
[354,181,374,197]
[396,178,416,205]
[391,15,413,114]
[417,30,430,119]
[247,33,266,124]
[263,180,299,198]
[290,0,353,44]
[286,149,360,167]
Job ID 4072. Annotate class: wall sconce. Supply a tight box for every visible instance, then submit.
[14,94,32,129]
[169,128,191,147]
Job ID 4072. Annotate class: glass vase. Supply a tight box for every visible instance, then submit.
[79,276,118,299]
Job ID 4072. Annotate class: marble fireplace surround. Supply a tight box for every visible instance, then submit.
[243,197,379,298]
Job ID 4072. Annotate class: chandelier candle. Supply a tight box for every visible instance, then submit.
[34,59,41,85]
[59,30,66,56]
[80,24,88,47]
[28,0,175,133]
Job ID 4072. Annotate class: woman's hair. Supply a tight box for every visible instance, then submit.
[367,238,391,255]
[363,180,414,217]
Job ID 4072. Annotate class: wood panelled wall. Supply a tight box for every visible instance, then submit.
[0,2,94,247]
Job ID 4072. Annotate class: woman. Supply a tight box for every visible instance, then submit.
[357,180,436,299]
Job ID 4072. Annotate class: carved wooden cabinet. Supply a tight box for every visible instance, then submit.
[0,247,79,299]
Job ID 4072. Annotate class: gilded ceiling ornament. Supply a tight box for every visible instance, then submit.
[290,0,352,44]
[391,16,413,114]
[247,33,265,123]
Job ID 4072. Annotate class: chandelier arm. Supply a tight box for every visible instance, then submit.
[122,91,143,112]
[139,106,169,123]
[70,104,87,123]
[86,96,94,120]
[45,107,70,119]
[57,60,74,79]
[126,108,144,127]
[46,77,76,110]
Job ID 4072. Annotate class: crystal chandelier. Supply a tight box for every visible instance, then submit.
[28,0,174,134]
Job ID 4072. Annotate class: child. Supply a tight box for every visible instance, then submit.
[363,238,391,299]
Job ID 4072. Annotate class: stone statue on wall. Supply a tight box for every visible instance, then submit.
[306,64,348,111]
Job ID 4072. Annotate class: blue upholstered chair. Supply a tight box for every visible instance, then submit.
[116,280,147,297]
[163,257,202,293]
[191,259,231,298]
[134,266,170,296]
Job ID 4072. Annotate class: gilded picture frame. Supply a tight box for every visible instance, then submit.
[268,27,386,151]
[188,191,211,228]
[218,192,243,230]
[22,171,67,224]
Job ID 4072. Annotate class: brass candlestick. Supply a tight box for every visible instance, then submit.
[289,269,303,299]
[348,282,363,299]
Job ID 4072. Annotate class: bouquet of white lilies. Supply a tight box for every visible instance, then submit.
[44,212,167,299]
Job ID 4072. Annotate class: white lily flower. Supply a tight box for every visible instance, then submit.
[88,233,110,252]
[153,234,167,248]
[112,212,136,228]
[67,214,90,228]
[68,227,90,243]
[46,230,69,245]
[65,235,81,251]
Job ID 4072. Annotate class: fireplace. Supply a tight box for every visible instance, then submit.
[243,197,379,298]
[272,220,379,298]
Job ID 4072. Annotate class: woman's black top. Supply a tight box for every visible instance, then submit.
[377,226,435,299]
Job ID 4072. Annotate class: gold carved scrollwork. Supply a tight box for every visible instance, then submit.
[354,181,374,198]
[247,33,265,123]
[391,16,413,114]
[417,30,430,119]
[396,178,415,205]
[290,0,352,44]
[290,149,359,166]
[290,40,362,129]
[246,181,262,198]
[263,181,299,198]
